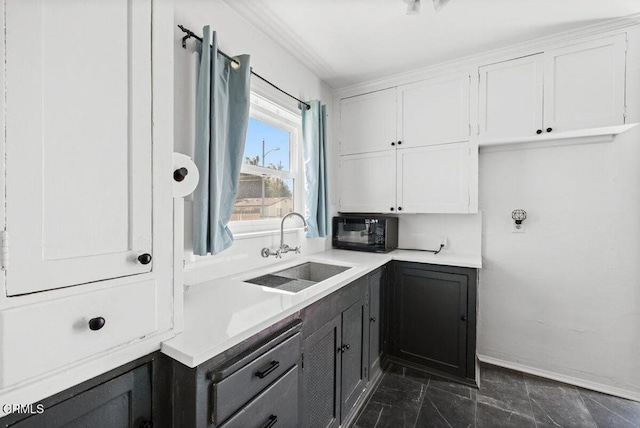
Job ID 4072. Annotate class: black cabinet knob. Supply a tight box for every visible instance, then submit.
[138,253,152,265]
[546,127,553,132]
[370,317,376,323]
[390,207,395,211]
[536,129,542,134]
[173,167,188,182]
[345,344,350,350]
[140,422,153,428]
[460,315,467,322]
[89,317,106,331]
[397,140,402,145]
[398,207,403,211]
[391,142,396,146]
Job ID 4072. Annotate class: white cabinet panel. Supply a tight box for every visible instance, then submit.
[0,280,157,388]
[479,54,544,139]
[397,144,470,214]
[340,89,397,155]
[339,151,396,213]
[4,0,152,295]
[544,35,626,132]
[398,73,470,147]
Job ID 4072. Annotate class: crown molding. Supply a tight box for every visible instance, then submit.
[222,0,337,82]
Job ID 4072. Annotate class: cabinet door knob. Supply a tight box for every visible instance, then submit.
[460,315,467,322]
[397,140,402,145]
[398,207,403,211]
[391,141,396,146]
[370,317,376,323]
[89,317,106,331]
[390,207,395,211]
[139,421,153,428]
[173,167,189,182]
[536,129,542,135]
[345,343,350,350]
[138,253,152,265]
[546,127,553,133]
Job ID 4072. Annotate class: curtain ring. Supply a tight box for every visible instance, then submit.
[230,57,241,70]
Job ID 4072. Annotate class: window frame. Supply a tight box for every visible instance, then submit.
[228,92,304,237]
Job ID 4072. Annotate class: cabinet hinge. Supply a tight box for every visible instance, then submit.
[624,106,627,124]
[0,231,8,270]
[477,124,480,135]
[301,353,304,369]
[468,124,471,137]
[364,366,367,378]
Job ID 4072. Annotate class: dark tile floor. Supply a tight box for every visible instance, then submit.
[353,363,640,428]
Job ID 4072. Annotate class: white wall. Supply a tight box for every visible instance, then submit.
[397,214,482,256]
[477,25,640,399]
[173,0,335,284]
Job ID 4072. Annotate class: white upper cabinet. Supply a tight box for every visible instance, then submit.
[4,0,152,296]
[479,54,544,139]
[340,88,397,155]
[339,151,396,214]
[544,35,626,132]
[479,34,627,141]
[397,144,471,214]
[398,73,471,148]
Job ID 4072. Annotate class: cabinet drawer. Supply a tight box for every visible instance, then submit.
[0,280,157,388]
[219,366,299,428]
[213,333,301,425]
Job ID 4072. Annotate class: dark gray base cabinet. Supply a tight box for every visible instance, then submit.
[367,267,384,381]
[389,262,477,382]
[1,356,159,428]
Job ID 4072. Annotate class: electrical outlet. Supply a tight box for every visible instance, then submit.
[438,236,448,247]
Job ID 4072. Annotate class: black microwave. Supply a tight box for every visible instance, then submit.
[332,215,399,253]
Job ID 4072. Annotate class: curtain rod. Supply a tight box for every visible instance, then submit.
[178,25,311,111]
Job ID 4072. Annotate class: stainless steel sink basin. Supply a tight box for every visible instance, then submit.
[245,262,350,293]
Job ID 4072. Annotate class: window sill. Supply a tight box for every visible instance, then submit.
[232,226,306,240]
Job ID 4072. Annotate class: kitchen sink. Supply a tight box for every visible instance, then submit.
[244,262,350,293]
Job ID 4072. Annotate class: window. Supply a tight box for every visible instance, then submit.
[230,93,302,234]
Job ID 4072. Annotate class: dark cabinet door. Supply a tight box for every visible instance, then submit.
[391,265,468,378]
[340,298,367,422]
[302,316,342,428]
[9,365,151,428]
[368,268,383,380]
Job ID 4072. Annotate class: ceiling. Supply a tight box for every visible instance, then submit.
[223,0,640,89]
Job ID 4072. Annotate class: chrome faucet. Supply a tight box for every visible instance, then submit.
[261,212,308,258]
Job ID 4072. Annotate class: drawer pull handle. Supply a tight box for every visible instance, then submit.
[255,360,280,379]
[262,415,278,428]
[88,317,106,331]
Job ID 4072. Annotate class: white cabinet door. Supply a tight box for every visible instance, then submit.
[398,73,470,148]
[340,88,397,155]
[4,0,152,296]
[396,144,470,213]
[339,151,396,213]
[544,34,626,132]
[479,54,544,139]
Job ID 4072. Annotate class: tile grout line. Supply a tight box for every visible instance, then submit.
[579,390,640,428]
[411,383,428,428]
[523,373,541,428]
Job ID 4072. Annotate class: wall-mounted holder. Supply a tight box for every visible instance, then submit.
[512,209,527,233]
[172,153,199,198]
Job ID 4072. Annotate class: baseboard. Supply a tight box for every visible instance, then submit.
[477,354,640,403]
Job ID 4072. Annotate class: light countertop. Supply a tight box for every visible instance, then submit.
[161,249,481,368]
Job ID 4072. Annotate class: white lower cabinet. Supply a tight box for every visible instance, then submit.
[0,280,158,389]
[397,143,471,214]
[339,151,397,213]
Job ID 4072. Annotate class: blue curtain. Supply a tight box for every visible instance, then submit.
[193,26,251,255]
[302,100,329,238]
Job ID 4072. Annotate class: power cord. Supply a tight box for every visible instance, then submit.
[396,244,445,255]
